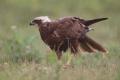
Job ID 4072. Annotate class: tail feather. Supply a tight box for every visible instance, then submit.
[84,36,108,53]
[79,36,108,53]
[79,40,95,52]
[83,18,108,26]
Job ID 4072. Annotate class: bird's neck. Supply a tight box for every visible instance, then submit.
[38,23,50,42]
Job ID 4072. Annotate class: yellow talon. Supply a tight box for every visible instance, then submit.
[66,53,73,65]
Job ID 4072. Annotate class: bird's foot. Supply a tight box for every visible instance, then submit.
[62,64,74,69]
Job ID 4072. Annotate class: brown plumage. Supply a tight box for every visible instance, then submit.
[30,16,108,60]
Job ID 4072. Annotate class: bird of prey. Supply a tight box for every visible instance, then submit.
[30,16,108,66]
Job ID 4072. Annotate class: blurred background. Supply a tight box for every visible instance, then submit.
[0,0,120,80]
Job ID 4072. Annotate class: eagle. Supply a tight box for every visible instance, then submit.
[30,16,108,66]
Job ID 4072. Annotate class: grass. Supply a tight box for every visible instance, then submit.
[0,28,120,80]
[0,50,120,80]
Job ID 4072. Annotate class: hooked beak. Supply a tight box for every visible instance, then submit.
[29,21,35,26]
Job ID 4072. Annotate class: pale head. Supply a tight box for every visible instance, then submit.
[30,16,51,25]
[34,16,51,23]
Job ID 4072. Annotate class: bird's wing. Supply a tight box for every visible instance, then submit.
[51,18,85,39]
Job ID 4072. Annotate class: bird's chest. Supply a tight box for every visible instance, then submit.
[39,27,61,45]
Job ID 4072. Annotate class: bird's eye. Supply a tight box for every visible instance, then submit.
[34,20,42,23]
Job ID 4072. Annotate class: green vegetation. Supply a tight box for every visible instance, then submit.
[0,0,120,80]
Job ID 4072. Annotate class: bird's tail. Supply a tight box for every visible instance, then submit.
[83,18,108,26]
[79,36,108,53]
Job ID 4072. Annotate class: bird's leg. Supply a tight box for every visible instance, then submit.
[63,39,77,68]
[56,51,62,60]
[63,39,73,68]
[66,53,73,65]
[66,39,73,65]
[56,41,64,65]
[56,51,62,66]
[63,53,74,69]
